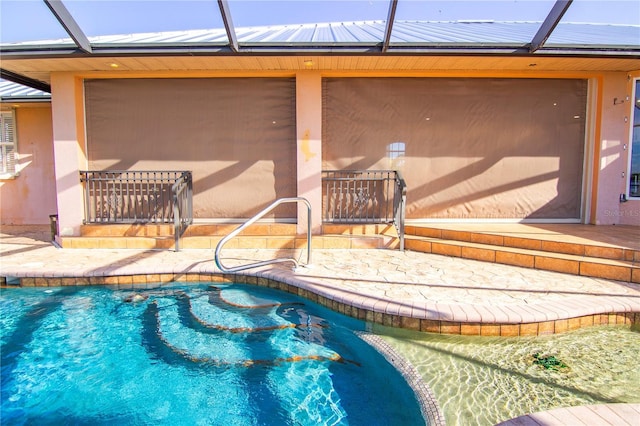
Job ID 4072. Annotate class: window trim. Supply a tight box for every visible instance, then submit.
[0,108,18,179]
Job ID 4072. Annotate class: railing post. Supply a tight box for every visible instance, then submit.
[394,170,407,251]
[305,198,312,265]
[171,171,193,252]
[187,171,193,228]
[173,191,180,251]
[79,171,88,224]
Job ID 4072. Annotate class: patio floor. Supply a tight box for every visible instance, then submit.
[2,224,638,336]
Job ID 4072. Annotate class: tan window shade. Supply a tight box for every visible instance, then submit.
[85,78,297,219]
[323,78,587,220]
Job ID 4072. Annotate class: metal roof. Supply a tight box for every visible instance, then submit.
[3,20,638,48]
[0,79,51,101]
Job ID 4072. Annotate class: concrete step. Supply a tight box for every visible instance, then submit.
[404,234,640,283]
[60,234,395,250]
[80,223,299,237]
[81,223,398,237]
[70,223,401,250]
[405,225,640,263]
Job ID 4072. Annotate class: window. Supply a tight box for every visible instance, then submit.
[0,110,17,177]
[630,79,640,198]
[386,141,406,169]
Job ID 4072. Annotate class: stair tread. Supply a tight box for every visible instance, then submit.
[405,226,639,262]
[405,234,639,267]
[405,224,639,249]
[60,234,392,250]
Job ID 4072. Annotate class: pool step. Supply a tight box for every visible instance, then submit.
[141,287,339,368]
[405,225,640,283]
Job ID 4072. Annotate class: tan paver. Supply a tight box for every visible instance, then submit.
[2,227,639,329]
[497,404,640,426]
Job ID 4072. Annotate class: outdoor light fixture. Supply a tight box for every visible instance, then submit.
[303,60,314,68]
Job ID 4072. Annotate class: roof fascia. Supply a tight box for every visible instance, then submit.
[382,0,398,53]
[1,47,638,59]
[1,97,51,103]
[1,41,638,59]
[529,0,572,53]
[217,0,239,53]
[0,69,51,93]
[43,0,93,54]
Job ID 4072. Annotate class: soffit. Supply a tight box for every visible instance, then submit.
[2,54,639,85]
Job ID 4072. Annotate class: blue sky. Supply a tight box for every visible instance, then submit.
[1,0,638,44]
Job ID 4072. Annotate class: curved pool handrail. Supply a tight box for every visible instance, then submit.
[214,197,312,273]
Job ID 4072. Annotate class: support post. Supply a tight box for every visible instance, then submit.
[296,71,323,235]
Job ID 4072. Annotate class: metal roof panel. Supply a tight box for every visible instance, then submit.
[0,79,51,100]
[1,20,638,51]
[546,23,640,46]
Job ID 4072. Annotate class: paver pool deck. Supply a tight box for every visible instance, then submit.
[1,225,639,425]
[2,226,638,334]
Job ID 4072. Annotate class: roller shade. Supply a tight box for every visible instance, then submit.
[323,77,587,220]
[85,78,296,219]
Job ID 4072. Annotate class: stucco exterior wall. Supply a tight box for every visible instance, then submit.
[0,104,57,225]
[4,65,638,231]
[594,72,640,225]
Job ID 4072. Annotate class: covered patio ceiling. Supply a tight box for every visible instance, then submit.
[1,0,639,91]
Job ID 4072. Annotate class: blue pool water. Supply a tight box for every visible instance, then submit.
[0,283,425,425]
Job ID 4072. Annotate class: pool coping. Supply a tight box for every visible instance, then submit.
[3,270,638,338]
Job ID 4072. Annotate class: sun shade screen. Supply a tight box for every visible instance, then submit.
[323,78,587,220]
[85,78,296,219]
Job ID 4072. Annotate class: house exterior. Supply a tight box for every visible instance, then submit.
[1,1,639,243]
[0,82,56,225]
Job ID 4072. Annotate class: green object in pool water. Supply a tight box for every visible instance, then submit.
[532,353,568,371]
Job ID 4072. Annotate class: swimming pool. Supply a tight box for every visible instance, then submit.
[1,283,430,425]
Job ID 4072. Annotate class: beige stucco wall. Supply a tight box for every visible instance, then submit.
[0,103,57,225]
[594,71,640,225]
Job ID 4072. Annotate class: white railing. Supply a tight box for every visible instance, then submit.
[214,197,312,273]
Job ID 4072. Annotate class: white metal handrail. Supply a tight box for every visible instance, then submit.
[214,197,312,273]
